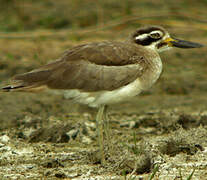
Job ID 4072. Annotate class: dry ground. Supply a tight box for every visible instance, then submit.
[1,0,207,179]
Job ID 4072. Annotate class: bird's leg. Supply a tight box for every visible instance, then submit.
[103,105,111,152]
[96,105,105,164]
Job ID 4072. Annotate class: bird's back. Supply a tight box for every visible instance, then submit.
[3,41,160,93]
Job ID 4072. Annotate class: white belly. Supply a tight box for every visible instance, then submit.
[63,78,144,108]
[63,56,163,108]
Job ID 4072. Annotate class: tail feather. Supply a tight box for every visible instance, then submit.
[1,70,51,92]
[1,59,63,92]
[2,84,25,92]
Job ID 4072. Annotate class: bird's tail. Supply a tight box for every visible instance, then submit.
[1,59,64,92]
[1,69,51,92]
[2,83,25,92]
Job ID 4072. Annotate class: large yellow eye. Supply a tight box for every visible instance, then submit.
[150,32,161,39]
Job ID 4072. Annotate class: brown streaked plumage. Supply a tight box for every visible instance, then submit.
[4,41,154,93]
[2,26,204,163]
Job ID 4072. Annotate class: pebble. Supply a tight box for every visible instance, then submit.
[0,135,10,144]
[0,143,5,148]
[66,129,79,140]
[81,136,92,144]
[120,121,138,128]
[84,122,96,129]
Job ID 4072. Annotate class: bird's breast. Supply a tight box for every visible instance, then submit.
[139,56,163,90]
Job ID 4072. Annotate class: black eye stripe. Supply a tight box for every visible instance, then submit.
[135,36,161,46]
[157,42,167,49]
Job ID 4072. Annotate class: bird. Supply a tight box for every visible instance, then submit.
[2,25,203,163]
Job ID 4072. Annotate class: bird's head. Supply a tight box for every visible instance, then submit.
[130,25,204,52]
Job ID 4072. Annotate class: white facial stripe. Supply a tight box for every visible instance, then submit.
[150,30,163,36]
[135,33,148,40]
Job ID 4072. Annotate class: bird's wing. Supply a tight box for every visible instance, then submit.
[61,41,148,66]
[5,42,150,92]
[46,59,147,91]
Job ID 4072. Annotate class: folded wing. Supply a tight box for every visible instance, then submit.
[2,42,149,92]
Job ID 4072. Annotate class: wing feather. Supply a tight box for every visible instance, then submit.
[3,41,151,92]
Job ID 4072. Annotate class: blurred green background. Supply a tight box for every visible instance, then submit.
[1,0,207,32]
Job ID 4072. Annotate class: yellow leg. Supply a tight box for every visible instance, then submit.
[96,105,105,164]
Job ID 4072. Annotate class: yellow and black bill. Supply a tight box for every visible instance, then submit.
[164,37,204,48]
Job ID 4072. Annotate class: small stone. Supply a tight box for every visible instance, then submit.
[26,165,35,169]
[0,145,11,152]
[81,136,92,144]
[44,170,52,176]
[0,135,10,144]
[120,122,130,128]
[55,172,66,178]
[68,172,79,178]
[66,129,79,140]
[120,121,138,128]
[0,143,5,148]
[83,113,91,118]
[84,122,96,129]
